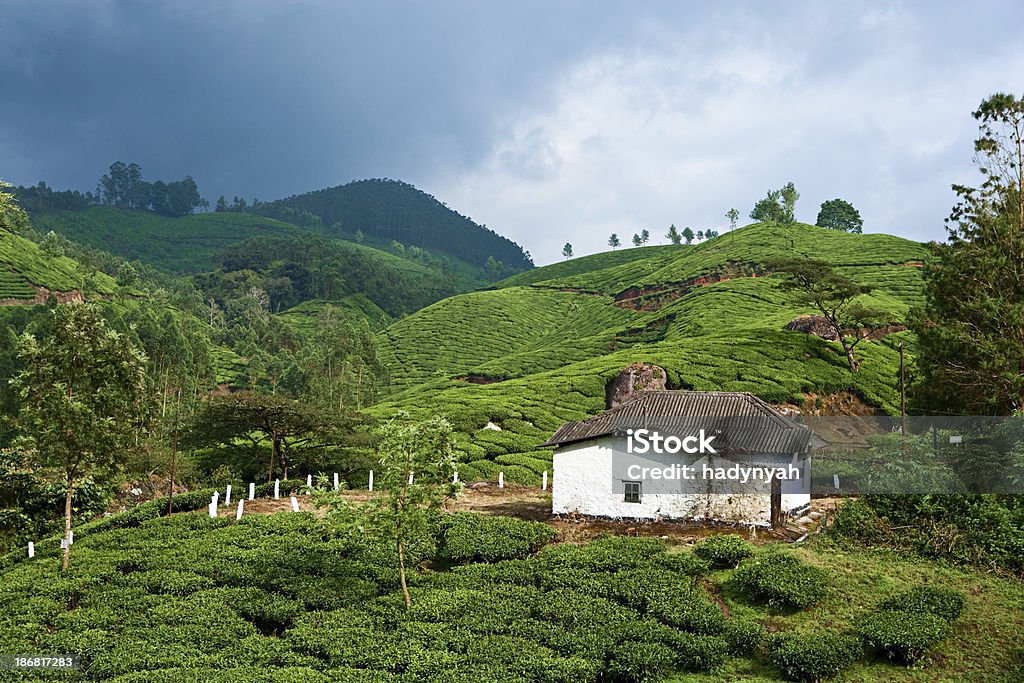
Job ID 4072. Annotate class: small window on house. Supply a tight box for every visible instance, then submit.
[624,481,641,503]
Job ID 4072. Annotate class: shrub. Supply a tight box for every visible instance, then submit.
[731,554,829,610]
[721,619,765,656]
[437,513,555,564]
[648,551,711,578]
[693,535,756,568]
[769,632,863,682]
[877,586,966,623]
[857,611,950,664]
[828,498,886,543]
[605,641,676,683]
[646,585,726,634]
[662,632,728,673]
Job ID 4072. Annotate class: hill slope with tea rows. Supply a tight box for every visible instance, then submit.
[372,222,929,484]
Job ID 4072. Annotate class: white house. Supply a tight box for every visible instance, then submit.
[545,391,821,527]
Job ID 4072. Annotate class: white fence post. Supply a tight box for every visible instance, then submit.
[368,470,374,491]
[290,496,299,513]
[236,500,244,520]
[542,471,548,491]
[225,485,232,507]
[409,472,414,485]
[306,474,312,490]
[27,542,34,559]
[208,502,217,518]
[274,479,280,500]
[333,473,339,491]
[498,471,504,489]
[248,482,255,501]
[453,471,459,483]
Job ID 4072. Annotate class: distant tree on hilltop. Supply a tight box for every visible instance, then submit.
[816,199,863,233]
[666,224,681,245]
[751,183,799,224]
[608,233,621,249]
[682,226,695,244]
[561,243,573,260]
[726,208,739,231]
[640,229,650,245]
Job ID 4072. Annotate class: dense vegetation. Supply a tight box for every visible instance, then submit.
[260,179,534,271]
[2,509,1017,681]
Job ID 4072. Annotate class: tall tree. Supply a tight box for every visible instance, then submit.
[726,208,739,231]
[640,229,650,245]
[608,233,621,250]
[910,93,1024,414]
[780,182,800,223]
[767,258,888,372]
[561,242,573,260]
[322,415,458,607]
[681,226,695,244]
[666,224,682,245]
[12,304,150,570]
[186,391,331,481]
[0,181,30,233]
[631,233,642,247]
[816,198,863,233]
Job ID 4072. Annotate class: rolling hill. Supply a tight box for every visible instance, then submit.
[370,222,929,484]
[260,178,534,271]
[0,227,118,301]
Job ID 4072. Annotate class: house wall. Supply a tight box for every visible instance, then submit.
[552,436,809,525]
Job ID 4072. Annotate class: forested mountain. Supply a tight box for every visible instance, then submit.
[259,178,534,271]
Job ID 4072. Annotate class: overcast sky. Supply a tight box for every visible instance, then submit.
[2,1,1022,265]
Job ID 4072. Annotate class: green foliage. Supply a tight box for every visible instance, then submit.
[605,641,676,682]
[857,611,950,664]
[878,586,966,623]
[721,618,765,656]
[910,93,1024,415]
[731,553,830,610]
[816,198,863,233]
[769,631,863,682]
[437,513,555,564]
[260,178,533,271]
[692,534,756,568]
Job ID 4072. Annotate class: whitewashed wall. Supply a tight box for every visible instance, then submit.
[552,435,810,526]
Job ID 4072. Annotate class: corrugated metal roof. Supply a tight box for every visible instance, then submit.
[543,390,824,454]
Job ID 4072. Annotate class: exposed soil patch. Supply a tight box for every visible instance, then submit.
[455,374,506,384]
[613,263,766,311]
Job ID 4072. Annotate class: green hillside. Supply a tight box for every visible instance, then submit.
[494,244,680,289]
[0,228,117,299]
[261,178,534,271]
[32,207,305,274]
[372,222,928,483]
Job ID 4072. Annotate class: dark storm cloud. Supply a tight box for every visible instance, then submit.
[0,0,642,199]
[3,1,1024,263]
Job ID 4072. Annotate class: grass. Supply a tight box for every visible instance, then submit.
[670,539,1024,682]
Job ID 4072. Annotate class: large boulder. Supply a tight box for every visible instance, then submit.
[785,315,838,340]
[606,362,667,409]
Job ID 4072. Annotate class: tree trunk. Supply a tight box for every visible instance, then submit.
[844,344,860,372]
[267,440,276,483]
[62,477,73,571]
[397,536,411,608]
[770,476,782,529]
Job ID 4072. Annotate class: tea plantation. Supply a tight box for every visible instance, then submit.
[1,506,1020,682]
[0,229,117,300]
[371,222,926,484]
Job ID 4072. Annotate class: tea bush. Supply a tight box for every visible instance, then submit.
[605,641,676,682]
[731,553,830,609]
[721,618,765,656]
[437,513,556,564]
[877,585,966,623]
[857,611,950,663]
[769,631,863,682]
[693,534,756,568]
